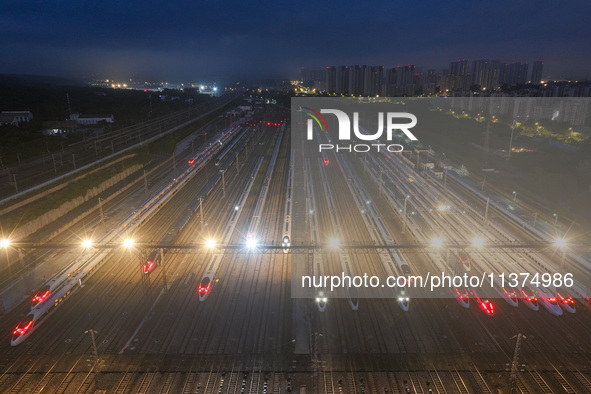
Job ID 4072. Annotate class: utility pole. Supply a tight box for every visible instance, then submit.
[98,198,105,224]
[236,152,240,174]
[560,248,567,272]
[143,170,148,191]
[160,248,168,291]
[172,152,176,170]
[199,197,204,231]
[509,333,525,394]
[484,197,490,225]
[483,120,491,167]
[221,170,226,198]
[402,196,409,234]
[85,329,101,388]
[52,154,57,174]
[507,119,516,161]
[13,174,17,193]
[72,154,76,169]
[111,140,114,154]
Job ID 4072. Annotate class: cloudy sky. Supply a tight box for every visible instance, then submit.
[1,0,590,81]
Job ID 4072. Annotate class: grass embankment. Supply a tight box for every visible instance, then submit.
[2,98,239,230]
[2,153,151,230]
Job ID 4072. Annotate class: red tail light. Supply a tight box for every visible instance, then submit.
[12,321,33,336]
[481,301,494,314]
[32,290,50,305]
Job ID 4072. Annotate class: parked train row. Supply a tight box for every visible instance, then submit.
[11,125,246,345]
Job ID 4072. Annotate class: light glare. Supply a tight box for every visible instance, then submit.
[246,237,257,249]
[472,237,485,248]
[431,237,443,248]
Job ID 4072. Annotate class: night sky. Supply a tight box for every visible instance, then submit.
[1,0,590,81]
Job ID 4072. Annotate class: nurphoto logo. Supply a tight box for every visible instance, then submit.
[301,105,419,153]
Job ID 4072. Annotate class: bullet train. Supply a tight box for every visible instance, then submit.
[315,290,328,312]
[499,286,520,307]
[281,150,293,253]
[469,288,495,316]
[10,124,244,345]
[29,251,94,308]
[347,286,359,311]
[534,286,563,316]
[12,276,79,346]
[457,250,472,272]
[197,276,212,299]
[142,248,162,274]
[555,287,576,313]
[215,127,250,166]
[455,287,470,308]
[519,286,540,311]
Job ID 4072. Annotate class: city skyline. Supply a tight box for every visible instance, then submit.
[1,1,590,81]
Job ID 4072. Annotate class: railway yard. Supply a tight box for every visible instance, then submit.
[1,107,591,393]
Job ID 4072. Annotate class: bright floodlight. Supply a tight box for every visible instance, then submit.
[555,238,567,248]
[437,204,447,212]
[82,239,93,248]
[246,237,257,249]
[329,238,340,249]
[472,237,485,248]
[206,239,216,248]
[430,237,444,248]
[0,239,10,248]
[123,238,134,248]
